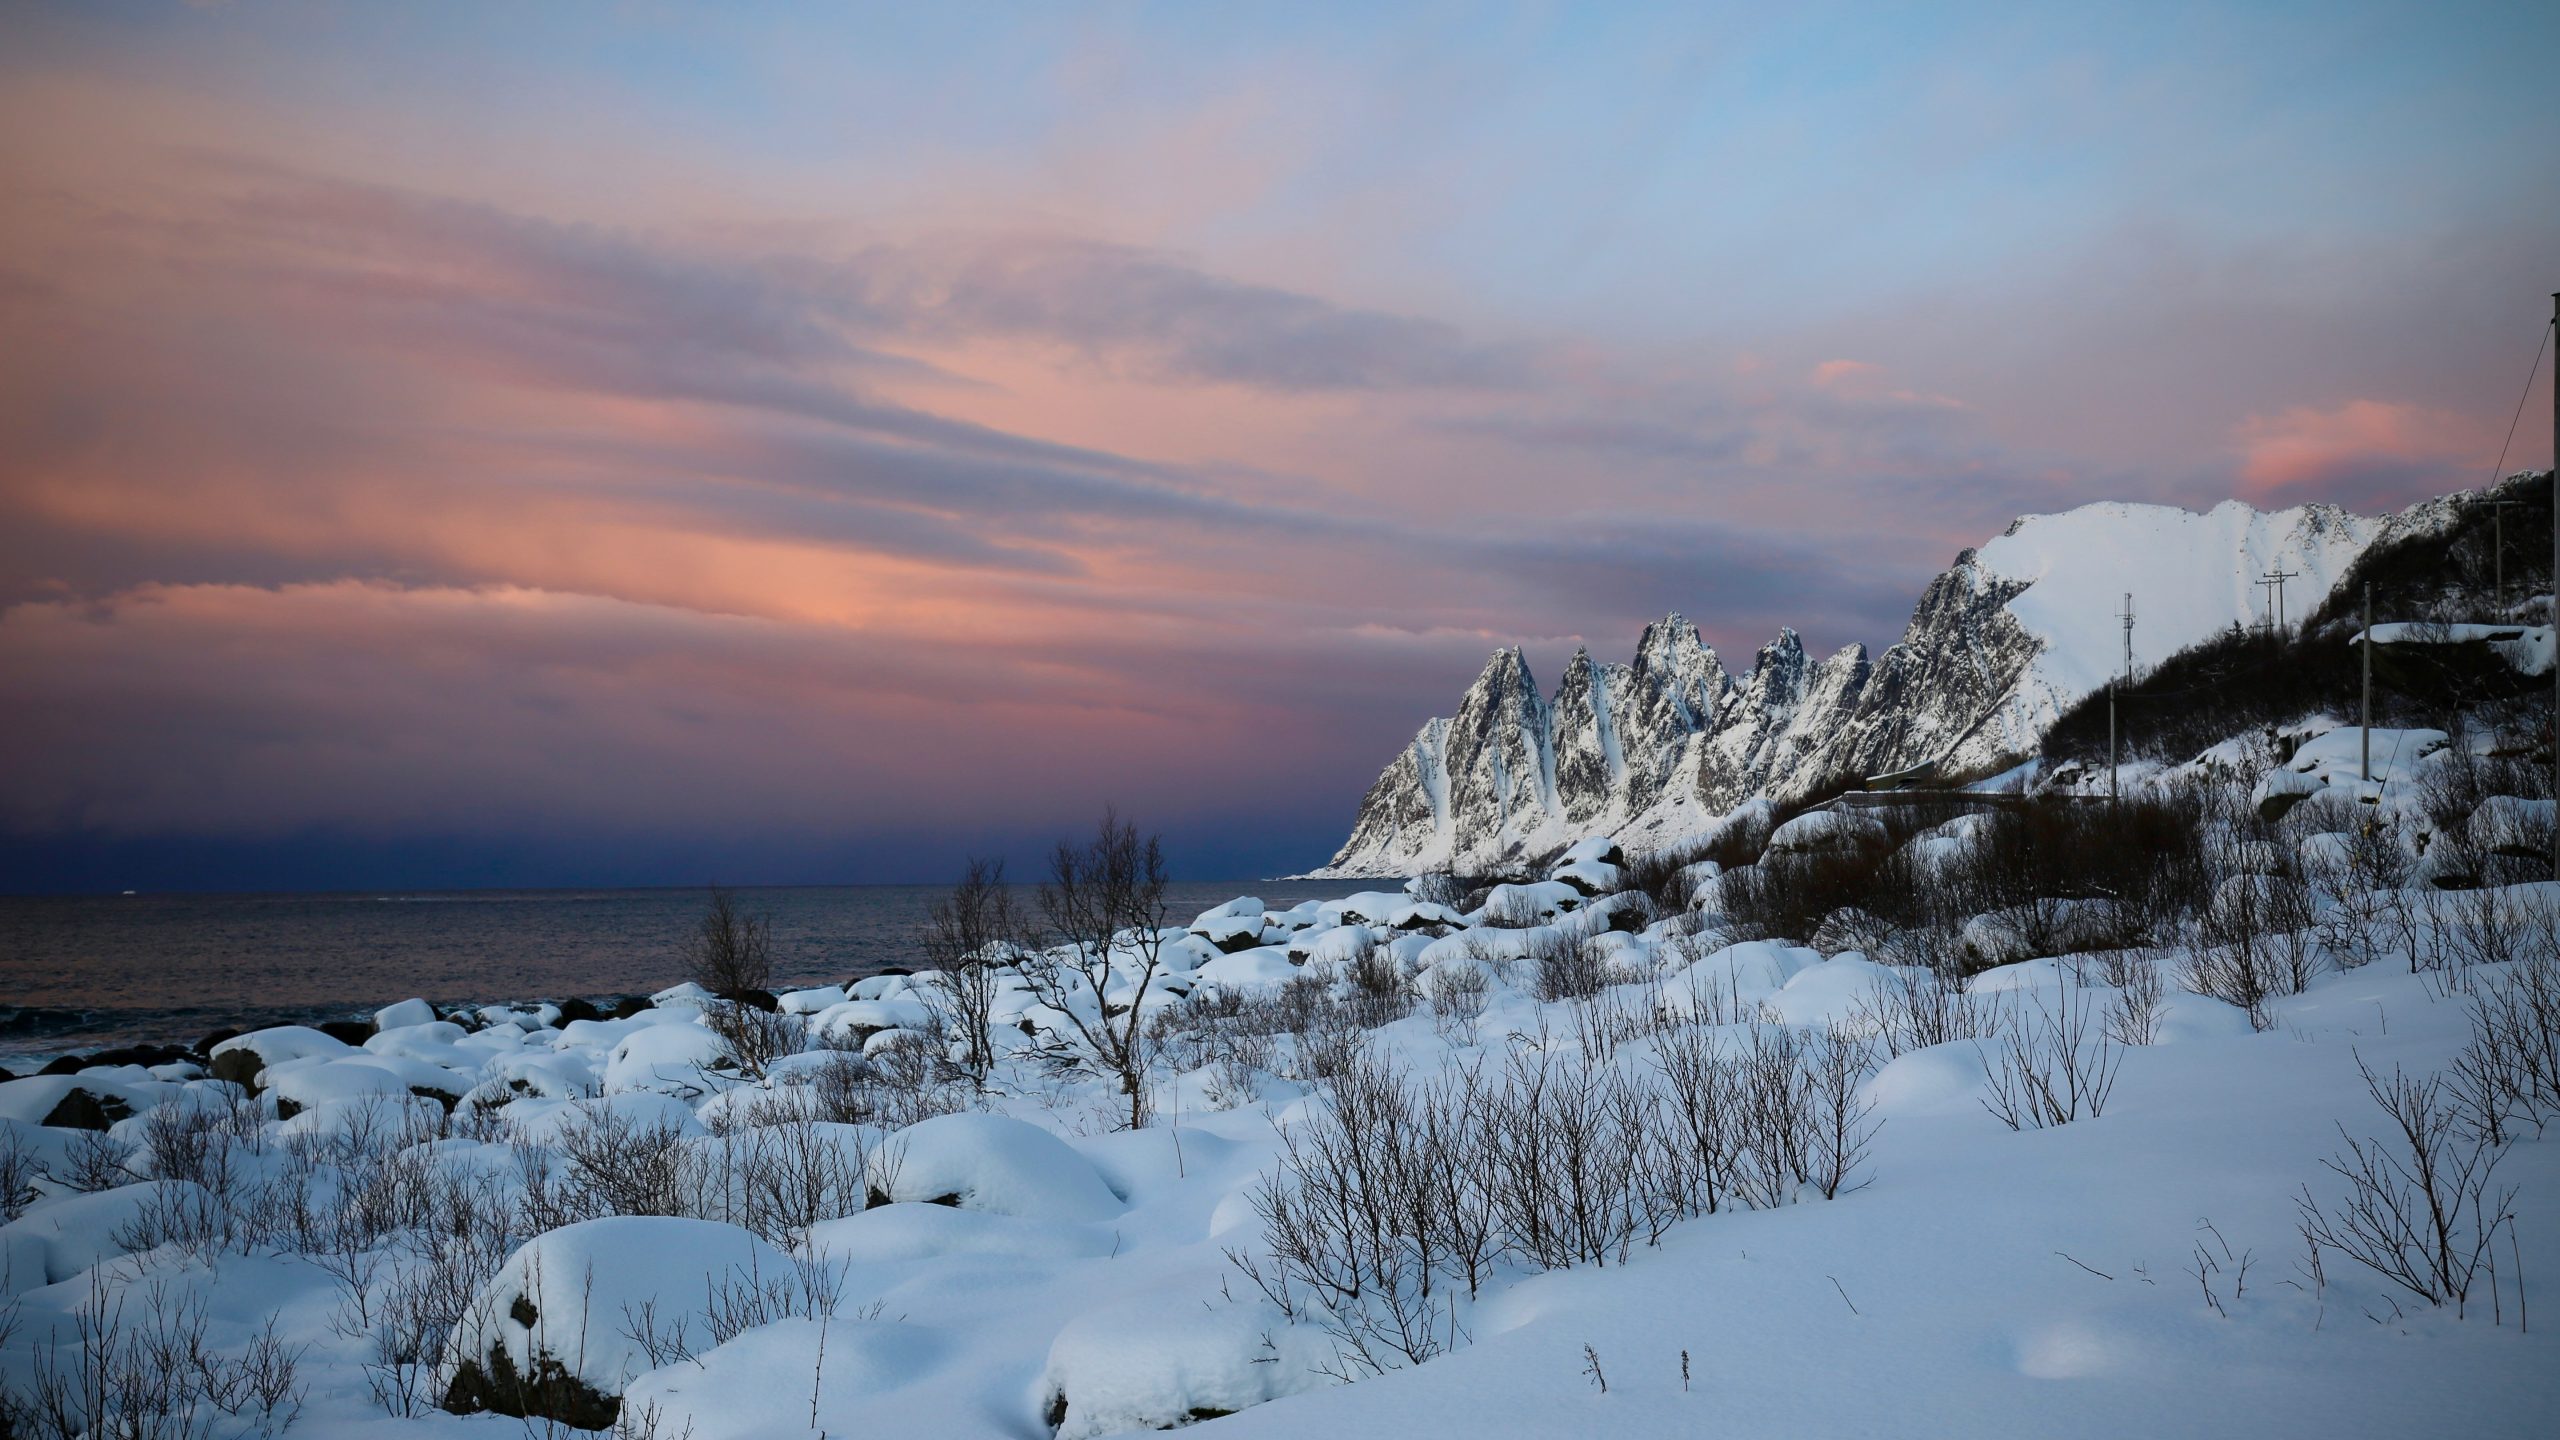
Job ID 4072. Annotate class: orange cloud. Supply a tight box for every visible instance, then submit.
[2234,399,2478,500]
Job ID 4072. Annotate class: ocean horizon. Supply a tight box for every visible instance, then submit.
[0,879,1354,1065]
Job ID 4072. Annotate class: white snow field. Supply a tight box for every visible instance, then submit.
[3,727,2557,1437]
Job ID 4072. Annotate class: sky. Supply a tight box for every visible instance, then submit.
[2,1,2556,892]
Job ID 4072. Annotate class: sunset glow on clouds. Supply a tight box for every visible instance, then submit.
[2,2,2554,888]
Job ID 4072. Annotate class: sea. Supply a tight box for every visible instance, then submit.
[0,881,1354,1068]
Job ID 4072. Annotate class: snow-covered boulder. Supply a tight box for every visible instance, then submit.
[1036,1297,1335,1440]
[622,1317,943,1440]
[777,985,849,1015]
[1767,809,1888,855]
[810,997,936,1045]
[373,997,439,1030]
[865,1113,1122,1221]
[1192,946,1301,995]
[2470,795,2557,857]
[1658,940,1821,1021]
[602,1023,728,1095]
[805,1203,1114,1265]
[1473,880,1584,926]
[1,1181,212,1286]
[446,1216,795,1423]
[1191,914,1268,953]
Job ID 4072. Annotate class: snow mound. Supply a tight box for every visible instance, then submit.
[2,1181,213,1287]
[373,997,438,1030]
[1768,809,1888,854]
[804,1203,1115,1265]
[452,1216,795,1402]
[624,1317,943,1440]
[1036,1297,1335,1440]
[867,1113,1124,1221]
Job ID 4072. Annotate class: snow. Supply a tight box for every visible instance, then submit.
[865,1113,1125,1222]
[6,760,2556,1438]
[1767,808,1887,853]
[1036,1295,1335,1440]
[604,1020,731,1095]
[1981,499,2379,715]
[804,1204,1115,1265]
[2361,622,2557,675]
[453,1216,798,1398]
[374,997,439,1030]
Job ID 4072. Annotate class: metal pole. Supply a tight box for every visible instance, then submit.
[2361,583,2372,787]
[2108,682,2118,811]
[2549,292,2558,881]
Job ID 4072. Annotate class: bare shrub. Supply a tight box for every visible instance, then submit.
[1850,966,1997,1060]
[1428,965,1490,1047]
[1015,808,1174,1129]
[1339,932,1413,1029]
[517,1104,695,1229]
[2296,1056,2520,1320]
[2103,954,2167,1047]
[2452,946,2560,1140]
[703,1001,805,1082]
[1800,1025,1881,1200]
[921,856,1020,1083]
[803,1044,965,1132]
[1230,1053,1488,1378]
[55,1132,137,1193]
[1532,933,1612,1004]
[685,886,774,995]
[0,1127,41,1223]
[10,1272,307,1440]
[1978,980,2122,1130]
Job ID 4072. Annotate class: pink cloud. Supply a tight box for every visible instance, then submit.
[2234,399,2479,503]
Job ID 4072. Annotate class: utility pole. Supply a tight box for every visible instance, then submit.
[2120,593,2136,685]
[2549,291,2557,882]
[2488,498,2519,614]
[2108,682,2119,811]
[2261,567,2300,637]
[2361,582,2373,787]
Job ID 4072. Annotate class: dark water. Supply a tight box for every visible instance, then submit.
[0,881,1351,1066]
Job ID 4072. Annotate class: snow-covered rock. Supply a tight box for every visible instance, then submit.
[865,1113,1124,1221]
[451,1217,795,1407]
[1036,1297,1335,1440]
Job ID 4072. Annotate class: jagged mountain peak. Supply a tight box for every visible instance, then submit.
[1316,491,2419,879]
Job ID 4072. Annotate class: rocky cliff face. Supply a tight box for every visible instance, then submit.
[1315,496,2403,877]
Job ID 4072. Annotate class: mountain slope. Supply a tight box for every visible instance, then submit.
[1316,497,2396,877]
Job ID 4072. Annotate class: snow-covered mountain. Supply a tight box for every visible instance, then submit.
[1318,497,2436,877]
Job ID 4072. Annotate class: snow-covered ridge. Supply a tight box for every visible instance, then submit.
[1319,495,2415,878]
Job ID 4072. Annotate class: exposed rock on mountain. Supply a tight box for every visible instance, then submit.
[1317,497,2405,877]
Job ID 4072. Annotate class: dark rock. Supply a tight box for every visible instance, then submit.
[39,1054,85,1077]
[607,995,655,1021]
[196,1027,242,1057]
[209,1048,265,1093]
[81,1043,194,1071]
[554,997,604,1026]
[442,1334,619,1431]
[317,1019,376,1046]
[410,1085,461,1114]
[717,987,779,1013]
[42,1087,130,1131]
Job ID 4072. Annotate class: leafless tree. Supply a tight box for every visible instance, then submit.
[685,886,774,995]
[921,856,1020,1083]
[1014,808,1173,1129]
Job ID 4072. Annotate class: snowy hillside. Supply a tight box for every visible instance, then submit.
[1320,496,2424,879]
